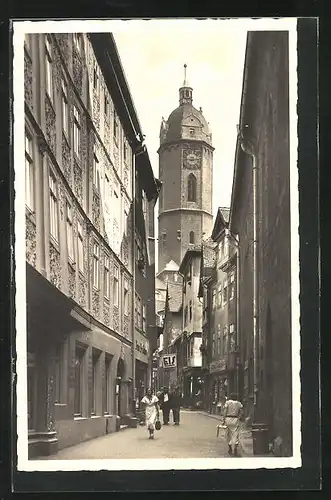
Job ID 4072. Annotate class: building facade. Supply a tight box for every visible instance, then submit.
[24,32,158,458]
[157,67,214,274]
[178,247,204,407]
[229,31,292,455]
[200,208,239,414]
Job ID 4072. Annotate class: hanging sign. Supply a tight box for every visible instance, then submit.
[162,354,177,368]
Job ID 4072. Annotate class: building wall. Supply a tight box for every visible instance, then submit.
[230,31,292,455]
[24,32,155,454]
[25,33,134,339]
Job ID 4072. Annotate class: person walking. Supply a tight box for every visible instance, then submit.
[159,387,171,425]
[171,386,182,425]
[141,388,160,439]
[222,392,243,456]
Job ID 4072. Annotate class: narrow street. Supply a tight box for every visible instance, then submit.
[37,411,252,460]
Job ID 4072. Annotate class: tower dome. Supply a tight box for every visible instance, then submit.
[160,64,212,146]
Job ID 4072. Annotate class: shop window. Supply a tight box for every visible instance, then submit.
[103,354,112,414]
[91,349,101,416]
[74,344,86,417]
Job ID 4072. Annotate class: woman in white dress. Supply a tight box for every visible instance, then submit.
[141,388,160,439]
[222,393,243,456]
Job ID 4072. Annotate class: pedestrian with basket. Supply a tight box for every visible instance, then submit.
[141,388,160,439]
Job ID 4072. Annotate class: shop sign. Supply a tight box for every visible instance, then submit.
[162,354,177,368]
[210,358,227,373]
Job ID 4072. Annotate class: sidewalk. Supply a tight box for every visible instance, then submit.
[196,410,253,457]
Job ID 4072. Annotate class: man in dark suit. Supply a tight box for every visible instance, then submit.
[171,386,182,425]
[159,387,171,425]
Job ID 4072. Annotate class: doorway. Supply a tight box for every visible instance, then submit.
[116,358,125,417]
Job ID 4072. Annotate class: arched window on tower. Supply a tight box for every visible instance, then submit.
[187,173,197,202]
[189,231,195,244]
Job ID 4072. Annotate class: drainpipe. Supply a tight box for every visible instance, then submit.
[237,128,259,415]
[131,151,137,415]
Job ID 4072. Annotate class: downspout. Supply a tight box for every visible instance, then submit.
[131,150,137,415]
[237,129,259,414]
[236,238,240,395]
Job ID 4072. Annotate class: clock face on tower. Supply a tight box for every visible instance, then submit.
[183,148,201,169]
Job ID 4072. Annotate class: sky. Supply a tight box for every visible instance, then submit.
[113,19,248,217]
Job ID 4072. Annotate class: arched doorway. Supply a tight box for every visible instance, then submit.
[116,358,125,417]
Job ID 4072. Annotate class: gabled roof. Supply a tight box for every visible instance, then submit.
[157,259,180,279]
[211,206,230,241]
[179,245,202,274]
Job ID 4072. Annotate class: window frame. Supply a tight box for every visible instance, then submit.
[104,254,110,299]
[92,241,100,290]
[49,170,59,241]
[73,104,81,158]
[61,76,69,137]
[74,344,86,417]
[45,35,53,101]
[113,265,119,307]
[187,173,197,202]
[77,220,84,274]
[66,202,75,262]
[93,149,100,191]
[25,132,34,211]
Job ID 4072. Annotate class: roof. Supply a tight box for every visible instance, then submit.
[167,282,183,313]
[179,245,202,274]
[211,206,230,240]
[164,104,211,144]
[202,239,217,270]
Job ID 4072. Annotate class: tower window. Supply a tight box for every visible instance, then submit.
[189,128,195,136]
[187,173,197,202]
[189,231,195,244]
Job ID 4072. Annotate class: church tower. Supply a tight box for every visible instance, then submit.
[157,65,214,274]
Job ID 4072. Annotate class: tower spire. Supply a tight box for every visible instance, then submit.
[179,63,193,105]
[183,63,187,86]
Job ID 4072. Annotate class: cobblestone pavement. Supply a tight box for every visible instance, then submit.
[38,410,252,460]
